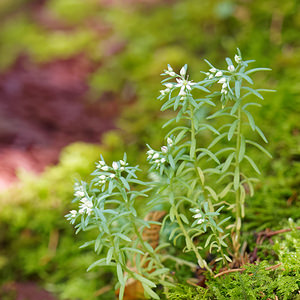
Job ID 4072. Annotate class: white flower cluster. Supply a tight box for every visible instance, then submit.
[206,67,223,80]
[193,209,205,225]
[163,64,176,77]
[160,65,195,98]
[147,138,173,169]
[217,77,229,95]
[74,182,85,198]
[79,197,93,216]
[96,159,128,185]
[71,183,94,217]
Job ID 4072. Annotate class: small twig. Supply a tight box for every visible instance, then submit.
[95,285,113,296]
[265,227,300,238]
[265,263,283,271]
[214,268,243,278]
[214,262,284,278]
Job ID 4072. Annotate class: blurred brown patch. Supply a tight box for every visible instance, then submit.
[1,282,57,300]
[0,54,122,189]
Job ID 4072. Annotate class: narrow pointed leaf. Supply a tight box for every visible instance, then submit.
[243,109,256,130]
[255,126,268,143]
[244,155,261,174]
[222,152,235,173]
[245,67,271,75]
[117,263,124,285]
[208,132,227,149]
[228,120,238,141]
[238,136,246,162]
[235,80,241,98]
[246,140,272,158]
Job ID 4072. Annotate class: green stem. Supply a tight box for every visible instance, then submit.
[132,220,164,269]
[190,104,228,266]
[123,189,164,269]
[234,106,242,254]
[172,201,212,273]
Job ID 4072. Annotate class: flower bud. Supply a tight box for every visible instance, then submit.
[235,55,242,64]
[167,137,173,146]
[161,146,168,153]
[180,66,186,77]
[153,153,159,159]
[228,65,235,72]
[218,77,226,84]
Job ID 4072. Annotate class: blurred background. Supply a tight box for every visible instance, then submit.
[0,0,299,299]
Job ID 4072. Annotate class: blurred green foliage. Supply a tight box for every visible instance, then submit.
[0,0,299,299]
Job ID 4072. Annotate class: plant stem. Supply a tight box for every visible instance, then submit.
[172,201,212,273]
[189,104,228,266]
[122,189,164,269]
[234,106,242,255]
[132,219,164,269]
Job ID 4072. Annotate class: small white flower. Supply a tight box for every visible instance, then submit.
[161,146,168,153]
[155,159,160,163]
[215,71,223,77]
[167,137,173,146]
[208,74,214,79]
[160,89,167,95]
[120,160,126,165]
[101,166,109,171]
[180,66,186,77]
[193,211,205,225]
[166,71,176,76]
[112,162,118,170]
[193,213,203,219]
[221,89,228,95]
[153,153,159,159]
[74,190,85,198]
[79,198,93,215]
[228,65,235,72]
[120,167,125,171]
[218,77,226,84]
[70,210,77,218]
[164,83,173,89]
[110,174,115,178]
[235,54,242,64]
[99,175,106,180]
[209,67,216,73]
[167,65,173,72]
[147,150,154,155]
[161,158,166,163]
[176,78,195,96]
[99,161,105,166]
[222,83,228,89]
